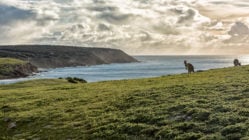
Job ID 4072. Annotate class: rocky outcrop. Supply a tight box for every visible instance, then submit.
[0,62,38,79]
[0,45,138,68]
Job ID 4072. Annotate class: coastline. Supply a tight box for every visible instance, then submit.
[0,55,246,84]
[0,63,237,85]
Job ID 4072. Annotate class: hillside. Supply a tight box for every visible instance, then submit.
[0,45,138,68]
[0,58,38,79]
[1,66,249,139]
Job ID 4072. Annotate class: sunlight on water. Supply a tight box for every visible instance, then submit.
[1,55,248,84]
[238,55,249,65]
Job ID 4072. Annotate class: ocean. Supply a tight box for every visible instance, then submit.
[1,55,249,84]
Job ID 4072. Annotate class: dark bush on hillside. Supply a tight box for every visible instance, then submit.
[221,123,247,139]
[73,77,87,83]
[66,77,77,83]
[66,77,87,83]
[175,132,202,140]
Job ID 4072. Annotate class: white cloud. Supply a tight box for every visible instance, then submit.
[0,0,249,54]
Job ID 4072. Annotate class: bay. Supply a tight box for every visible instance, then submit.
[1,55,248,84]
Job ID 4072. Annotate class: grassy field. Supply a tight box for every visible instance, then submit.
[1,65,249,139]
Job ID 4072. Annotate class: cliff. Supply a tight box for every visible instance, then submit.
[0,45,138,68]
[0,58,38,79]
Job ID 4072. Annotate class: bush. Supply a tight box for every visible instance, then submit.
[199,133,225,140]
[186,108,210,121]
[73,77,87,83]
[66,77,77,83]
[221,123,247,138]
[175,132,202,140]
[225,133,243,140]
[155,127,178,139]
[66,77,87,83]
[175,122,198,132]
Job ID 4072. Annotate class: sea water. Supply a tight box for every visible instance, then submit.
[1,55,249,84]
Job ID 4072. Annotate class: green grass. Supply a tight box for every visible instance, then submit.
[1,65,249,139]
[0,58,26,65]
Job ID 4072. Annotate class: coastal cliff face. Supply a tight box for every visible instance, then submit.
[0,58,38,79]
[0,45,138,68]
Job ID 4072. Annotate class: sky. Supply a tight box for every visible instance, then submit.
[0,0,249,55]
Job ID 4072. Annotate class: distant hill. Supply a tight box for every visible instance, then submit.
[0,45,138,68]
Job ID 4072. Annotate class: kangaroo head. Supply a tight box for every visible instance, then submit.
[184,60,187,65]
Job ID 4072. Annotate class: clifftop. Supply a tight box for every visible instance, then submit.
[0,45,138,68]
[0,58,38,79]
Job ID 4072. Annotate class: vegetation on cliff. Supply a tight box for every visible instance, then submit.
[0,58,38,79]
[1,65,249,139]
[0,45,138,68]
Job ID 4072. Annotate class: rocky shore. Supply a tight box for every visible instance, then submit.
[0,58,38,79]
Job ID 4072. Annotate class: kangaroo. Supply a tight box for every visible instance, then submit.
[233,59,241,66]
[184,60,194,74]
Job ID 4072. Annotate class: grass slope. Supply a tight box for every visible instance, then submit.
[1,66,249,139]
[0,58,26,65]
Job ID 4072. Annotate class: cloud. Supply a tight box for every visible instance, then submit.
[0,4,35,25]
[177,8,196,24]
[0,0,249,55]
[228,22,249,36]
[224,22,249,45]
[96,12,133,24]
[97,23,111,31]
[87,5,117,12]
[209,22,224,30]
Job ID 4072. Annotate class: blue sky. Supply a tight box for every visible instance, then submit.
[0,0,249,55]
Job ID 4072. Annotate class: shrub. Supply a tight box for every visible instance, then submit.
[140,126,160,136]
[186,108,210,121]
[66,77,77,83]
[225,133,242,140]
[175,132,202,140]
[155,127,178,139]
[221,123,247,138]
[119,123,148,135]
[199,133,225,140]
[175,122,198,132]
[73,77,87,83]
[66,77,87,83]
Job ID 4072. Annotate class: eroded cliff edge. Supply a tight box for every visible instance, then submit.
[0,58,38,79]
